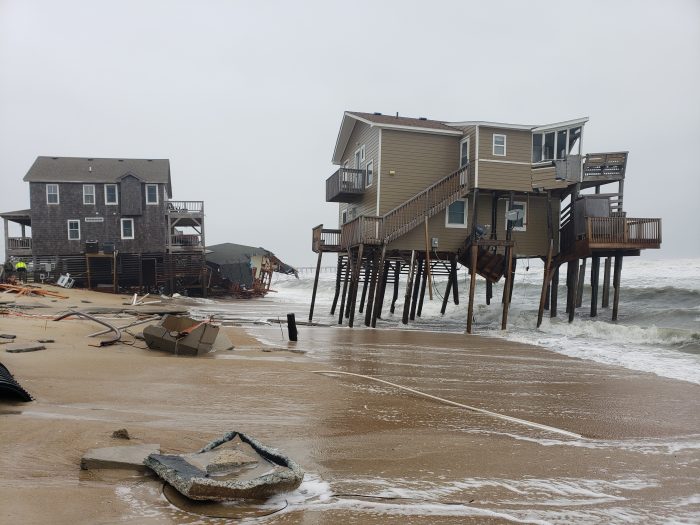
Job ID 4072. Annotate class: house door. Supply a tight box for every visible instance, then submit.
[142,258,157,289]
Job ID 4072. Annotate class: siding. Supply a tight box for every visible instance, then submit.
[478,127,531,162]
[478,162,532,192]
[531,165,567,190]
[379,129,461,214]
[30,181,168,256]
[337,121,380,225]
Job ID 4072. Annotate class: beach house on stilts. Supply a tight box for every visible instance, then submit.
[309,111,661,332]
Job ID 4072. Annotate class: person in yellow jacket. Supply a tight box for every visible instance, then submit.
[15,260,27,283]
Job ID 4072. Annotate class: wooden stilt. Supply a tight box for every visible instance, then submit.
[402,251,416,324]
[486,280,492,305]
[364,252,380,327]
[467,243,478,334]
[590,256,600,317]
[537,240,554,328]
[409,256,423,321]
[358,261,370,314]
[452,254,460,305]
[372,252,389,327]
[348,244,364,328]
[417,261,428,317]
[337,259,350,325]
[508,258,517,304]
[576,258,586,308]
[440,264,453,314]
[308,251,323,322]
[544,281,550,311]
[390,261,401,314]
[550,267,559,318]
[612,255,623,321]
[501,247,513,330]
[569,259,579,323]
[424,217,433,300]
[602,256,611,308]
[330,256,343,315]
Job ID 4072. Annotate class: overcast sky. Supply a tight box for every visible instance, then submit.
[1,0,698,266]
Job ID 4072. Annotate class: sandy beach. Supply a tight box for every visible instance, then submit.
[0,285,698,524]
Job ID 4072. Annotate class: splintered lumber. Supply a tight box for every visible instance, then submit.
[0,284,68,299]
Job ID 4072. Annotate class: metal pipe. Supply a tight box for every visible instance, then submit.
[54,311,121,346]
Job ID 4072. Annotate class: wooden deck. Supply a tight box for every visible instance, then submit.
[326,168,366,203]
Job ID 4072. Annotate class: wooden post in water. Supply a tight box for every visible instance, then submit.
[390,261,401,314]
[402,251,416,324]
[486,280,492,305]
[358,261,370,314]
[501,247,514,330]
[550,266,559,318]
[330,255,343,315]
[452,255,460,305]
[372,255,389,327]
[568,259,579,323]
[364,252,380,327]
[576,258,586,307]
[348,244,364,328]
[602,256,611,308]
[590,256,600,317]
[309,251,323,322]
[537,240,554,328]
[467,243,478,334]
[409,256,423,321]
[417,263,428,317]
[440,256,455,315]
[612,255,623,321]
[337,260,350,324]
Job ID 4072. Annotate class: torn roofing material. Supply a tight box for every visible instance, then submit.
[0,363,32,402]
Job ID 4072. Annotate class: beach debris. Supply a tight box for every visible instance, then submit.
[112,428,131,440]
[0,283,68,299]
[0,334,16,339]
[0,362,32,401]
[36,339,54,343]
[124,293,162,307]
[142,315,219,356]
[53,311,121,346]
[6,343,46,353]
[56,274,75,288]
[144,431,304,501]
[88,315,161,338]
[80,443,160,471]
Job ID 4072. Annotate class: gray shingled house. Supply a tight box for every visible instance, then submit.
[1,156,207,294]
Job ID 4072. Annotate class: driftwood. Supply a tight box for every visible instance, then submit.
[0,284,68,299]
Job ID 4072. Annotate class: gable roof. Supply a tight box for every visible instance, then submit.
[23,157,172,190]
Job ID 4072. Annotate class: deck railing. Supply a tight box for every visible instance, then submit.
[8,237,32,250]
[340,216,383,249]
[326,168,366,202]
[583,152,628,180]
[170,233,203,247]
[382,165,471,244]
[586,217,661,246]
[312,224,342,252]
[167,201,204,214]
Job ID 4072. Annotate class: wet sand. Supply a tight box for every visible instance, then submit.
[0,286,698,523]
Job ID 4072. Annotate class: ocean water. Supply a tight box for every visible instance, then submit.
[261,257,700,386]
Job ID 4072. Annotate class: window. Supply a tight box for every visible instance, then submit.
[365,160,373,187]
[505,201,527,232]
[493,134,506,156]
[83,184,95,205]
[354,146,365,170]
[445,199,468,228]
[67,220,80,240]
[145,184,159,204]
[46,184,59,204]
[121,218,134,239]
[532,134,543,163]
[533,126,583,163]
[341,209,348,224]
[459,138,470,167]
[105,184,118,205]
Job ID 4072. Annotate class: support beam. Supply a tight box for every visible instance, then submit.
[364,251,380,327]
[409,256,423,321]
[424,217,433,300]
[537,240,554,328]
[417,261,428,317]
[337,260,350,324]
[486,280,492,306]
[568,259,579,323]
[452,255,460,305]
[308,251,323,322]
[348,244,364,327]
[402,251,416,324]
[390,261,401,314]
[590,256,600,317]
[440,258,454,315]
[467,243,478,334]
[371,251,389,327]
[500,247,513,330]
[358,261,370,314]
[612,255,623,321]
[330,256,343,315]
[602,256,611,308]
[576,258,586,308]
[550,267,559,318]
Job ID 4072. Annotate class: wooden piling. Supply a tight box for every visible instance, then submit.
[358,261,370,314]
[486,280,492,305]
[364,252,380,327]
[452,255,460,305]
[501,247,514,330]
[417,262,428,317]
[372,256,390,327]
[550,266,559,318]
[612,255,623,321]
[348,244,364,327]
[576,258,586,308]
[409,256,424,321]
[330,256,343,315]
[337,260,350,324]
[402,251,416,324]
[590,256,600,317]
[440,264,453,314]
[537,240,554,328]
[308,251,323,322]
[568,259,579,323]
[602,256,611,308]
[467,244,478,334]
[390,261,401,314]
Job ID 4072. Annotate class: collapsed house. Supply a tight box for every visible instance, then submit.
[206,242,297,297]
